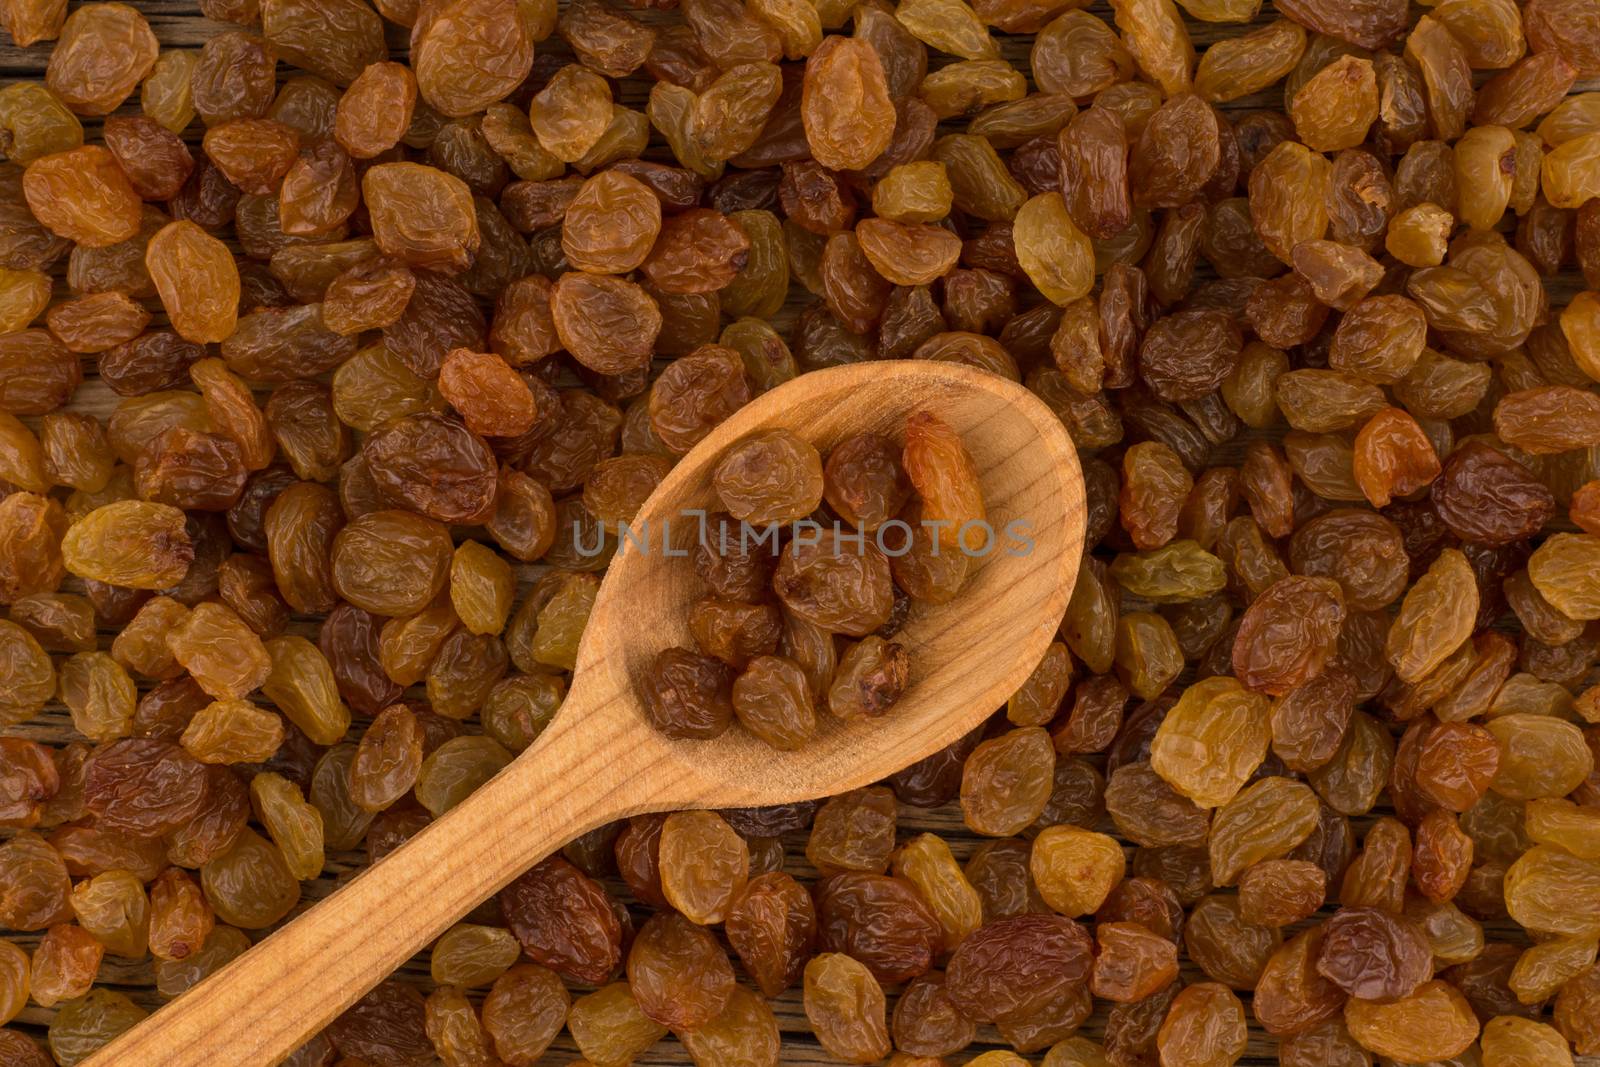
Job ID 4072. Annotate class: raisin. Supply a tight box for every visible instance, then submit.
[804,953,892,1063]
[500,856,622,984]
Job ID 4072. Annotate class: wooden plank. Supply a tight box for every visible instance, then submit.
[3,1,1600,1064]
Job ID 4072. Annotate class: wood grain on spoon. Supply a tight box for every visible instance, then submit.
[88,359,1086,1067]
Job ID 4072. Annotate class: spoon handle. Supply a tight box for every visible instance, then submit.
[89,697,659,1067]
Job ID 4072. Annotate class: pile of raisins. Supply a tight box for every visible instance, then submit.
[0,0,1599,1060]
[645,413,984,747]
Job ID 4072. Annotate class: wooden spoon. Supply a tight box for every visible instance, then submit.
[91,359,1085,1067]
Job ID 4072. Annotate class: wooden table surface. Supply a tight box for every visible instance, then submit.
[3,1,1600,1064]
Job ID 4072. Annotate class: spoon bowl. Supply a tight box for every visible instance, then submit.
[91,360,1084,1067]
[579,358,1086,806]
